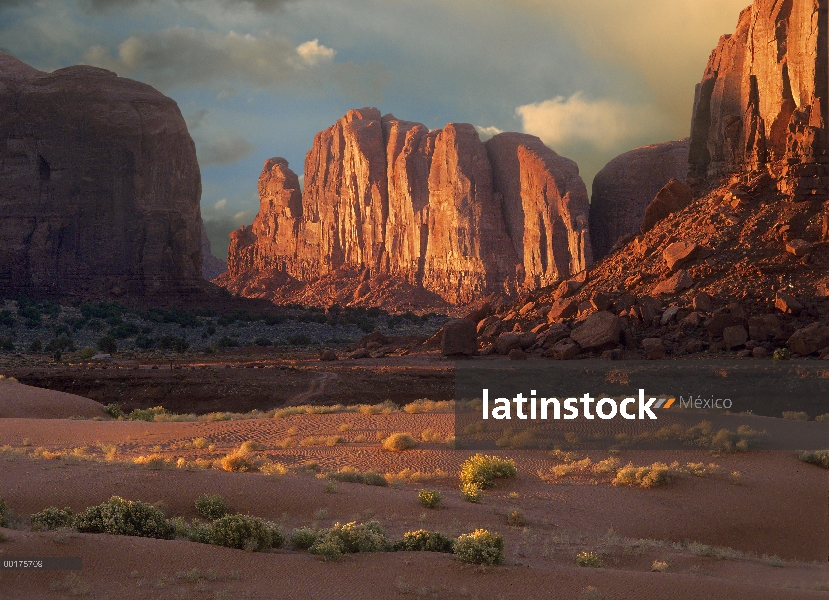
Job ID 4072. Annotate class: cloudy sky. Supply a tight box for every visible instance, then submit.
[0,0,749,258]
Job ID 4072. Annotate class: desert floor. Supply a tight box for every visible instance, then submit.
[0,376,827,600]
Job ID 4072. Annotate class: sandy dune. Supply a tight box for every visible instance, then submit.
[0,379,107,419]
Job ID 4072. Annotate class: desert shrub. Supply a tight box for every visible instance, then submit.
[0,498,8,527]
[419,428,444,443]
[418,489,442,509]
[134,335,156,350]
[219,451,258,473]
[394,529,454,553]
[310,521,390,557]
[29,339,42,352]
[773,347,791,361]
[382,433,417,452]
[287,334,312,346]
[207,514,284,551]
[460,482,482,503]
[328,467,388,487]
[79,347,94,360]
[45,336,75,353]
[31,507,74,531]
[103,403,122,418]
[74,496,174,539]
[253,337,272,347]
[799,450,829,469]
[453,529,504,565]
[158,335,189,353]
[459,454,517,489]
[217,336,239,349]
[195,494,230,521]
[0,310,14,327]
[782,411,809,421]
[125,406,169,422]
[289,527,320,550]
[299,435,342,447]
[507,509,526,526]
[97,335,117,354]
[576,551,603,568]
[612,463,672,488]
[651,560,669,572]
[816,413,829,423]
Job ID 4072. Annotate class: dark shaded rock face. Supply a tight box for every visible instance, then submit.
[0,52,203,298]
[201,220,227,281]
[222,108,591,305]
[589,139,690,260]
[689,0,829,199]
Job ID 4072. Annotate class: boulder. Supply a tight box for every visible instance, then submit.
[641,338,666,360]
[775,292,802,315]
[785,239,813,257]
[652,270,693,295]
[663,241,703,272]
[641,179,694,233]
[508,348,529,361]
[692,292,714,312]
[545,339,581,360]
[0,53,203,298]
[589,139,690,259]
[787,323,829,356]
[496,331,536,355]
[547,298,578,322]
[723,325,749,350]
[570,311,622,350]
[440,319,478,356]
[747,314,783,341]
[319,349,339,361]
[706,311,745,337]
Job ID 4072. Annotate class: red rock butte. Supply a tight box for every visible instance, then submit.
[0,52,204,299]
[218,108,592,306]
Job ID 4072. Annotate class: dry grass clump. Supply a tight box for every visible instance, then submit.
[384,468,449,486]
[815,413,829,423]
[238,440,262,454]
[782,411,809,421]
[651,560,668,572]
[338,423,353,433]
[260,462,289,476]
[382,433,418,452]
[403,399,454,414]
[612,463,672,488]
[133,454,176,470]
[218,448,258,473]
[576,551,603,568]
[299,435,343,447]
[327,467,388,487]
[420,428,444,443]
[507,509,526,526]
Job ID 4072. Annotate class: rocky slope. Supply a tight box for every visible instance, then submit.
[432,0,829,360]
[0,52,203,299]
[218,108,591,307]
[589,139,690,260]
[200,220,227,281]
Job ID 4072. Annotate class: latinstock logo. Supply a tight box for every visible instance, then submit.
[481,389,678,421]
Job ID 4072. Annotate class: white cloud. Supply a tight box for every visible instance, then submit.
[233,210,252,221]
[516,92,665,151]
[196,131,256,167]
[293,38,335,67]
[474,125,503,141]
[214,198,227,210]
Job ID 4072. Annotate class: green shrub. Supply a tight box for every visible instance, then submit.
[29,339,42,352]
[310,521,390,557]
[31,507,74,531]
[97,336,117,354]
[287,334,312,346]
[382,432,418,452]
[453,529,504,565]
[576,551,603,568]
[207,514,284,551]
[104,403,122,418]
[217,336,239,349]
[74,497,174,539]
[459,454,517,489]
[289,527,320,550]
[45,336,75,353]
[394,530,454,553]
[253,337,272,347]
[460,482,482,503]
[194,494,230,521]
[158,335,189,353]
[125,406,169,422]
[0,498,8,528]
[328,468,388,487]
[773,348,791,361]
[418,489,442,509]
[79,347,95,360]
[798,450,829,469]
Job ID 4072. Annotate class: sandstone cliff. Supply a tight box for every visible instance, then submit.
[221,109,591,305]
[200,220,227,281]
[0,52,203,298]
[589,139,690,259]
[689,0,829,198]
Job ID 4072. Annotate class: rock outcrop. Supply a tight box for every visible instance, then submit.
[689,0,829,198]
[222,108,591,305]
[589,139,690,260]
[200,220,227,281]
[0,52,203,298]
